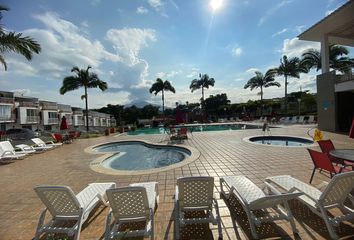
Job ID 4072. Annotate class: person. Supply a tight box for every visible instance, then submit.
[262,122,271,135]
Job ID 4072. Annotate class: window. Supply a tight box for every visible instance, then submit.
[0,105,12,120]
[26,109,38,117]
[48,112,58,119]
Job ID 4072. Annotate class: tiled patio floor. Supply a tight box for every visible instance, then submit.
[1,125,354,239]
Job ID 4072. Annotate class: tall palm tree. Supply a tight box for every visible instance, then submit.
[60,66,108,132]
[0,5,41,70]
[301,44,354,73]
[190,73,215,108]
[276,55,307,114]
[244,69,281,116]
[149,78,176,115]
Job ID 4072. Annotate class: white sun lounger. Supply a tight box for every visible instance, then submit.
[15,144,39,154]
[33,182,116,240]
[31,138,60,149]
[175,176,222,240]
[220,175,302,239]
[0,141,27,159]
[105,182,158,240]
[265,172,354,239]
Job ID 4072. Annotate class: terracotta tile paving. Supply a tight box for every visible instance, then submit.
[1,125,354,239]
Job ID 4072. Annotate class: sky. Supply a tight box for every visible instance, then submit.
[0,0,352,109]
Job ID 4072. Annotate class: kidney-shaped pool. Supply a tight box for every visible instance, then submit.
[87,140,199,175]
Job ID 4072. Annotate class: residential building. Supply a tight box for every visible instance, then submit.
[58,104,73,126]
[0,91,16,131]
[298,0,354,132]
[40,100,59,131]
[72,107,84,129]
[15,96,40,130]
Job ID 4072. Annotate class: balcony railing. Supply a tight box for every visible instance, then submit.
[0,113,15,122]
[19,102,39,108]
[48,118,59,124]
[0,97,14,104]
[75,119,84,125]
[336,71,354,84]
[26,116,39,123]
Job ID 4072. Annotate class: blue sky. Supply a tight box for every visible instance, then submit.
[0,0,351,109]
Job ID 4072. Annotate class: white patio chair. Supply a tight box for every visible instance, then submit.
[31,137,60,149]
[265,171,354,239]
[298,115,305,124]
[15,144,39,154]
[220,175,302,239]
[291,116,298,124]
[0,140,27,159]
[33,182,116,240]
[175,176,222,240]
[105,182,158,240]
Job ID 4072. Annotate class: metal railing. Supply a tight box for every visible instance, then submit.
[0,97,14,104]
[0,113,15,122]
[48,118,59,124]
[26,116,39,123]
[336,71,354,84]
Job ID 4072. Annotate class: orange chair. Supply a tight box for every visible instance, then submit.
[52,133,73,144]
[308,149,349,183]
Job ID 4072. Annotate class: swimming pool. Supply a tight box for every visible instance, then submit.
[127,123,261,135]
[94,141,191,170]
[247,136,314,147]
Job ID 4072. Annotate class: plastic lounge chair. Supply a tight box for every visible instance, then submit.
[291,116,298,124]
[175,176,222,240]
[308,149,349,184]
[105,182,158,240]
[0,141,27,159]
[31,138,60,149]
[265,172,354,239]
[33,182,116,240]
[318,139,354,169]
[298,116,305,124]
[14,144,37,154]
[220,175,302,239]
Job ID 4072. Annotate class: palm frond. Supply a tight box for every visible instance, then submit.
[0,54,7,70]
[59,76,82,94]
[0,32,41,60]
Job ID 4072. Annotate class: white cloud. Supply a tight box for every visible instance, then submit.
[272,28,288,37]
[258,0,292,26]
[281,37,320,58]
[246,68,259,73]
[147,0,168,17]
[231,47,242,57]
[106,28,156,65]
[136,6,149,14]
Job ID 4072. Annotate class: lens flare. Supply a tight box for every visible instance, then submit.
[210,0,223,11]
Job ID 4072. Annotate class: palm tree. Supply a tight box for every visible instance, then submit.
[276,55,307,114]
[189,73,215,110]
[244,69,281,116]
[149,78,176,115]
[0,5,41,70]
[301,44,354,73]
[60,66,108,132]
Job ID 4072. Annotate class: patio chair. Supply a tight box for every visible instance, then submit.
[31,137,61,149]
[0,141,27,159]
[175,176,222,240]
[33,182,116,240]
[105,182,158,240]
[308,149,349,184]
[220,175,301,239]
[265,171,354,239]
[52,133,73,144]
[291,116,298,124]
[318,139,354,169]
[14,144,37,154]
[297,115,305,124]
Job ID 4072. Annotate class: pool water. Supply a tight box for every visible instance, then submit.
[250,136,313,146]
[95,142,190,170]
[128,124,261,135]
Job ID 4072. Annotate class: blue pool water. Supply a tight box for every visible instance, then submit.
[95,141,190,170]
[250,136,313,146]
[128,124,261,135]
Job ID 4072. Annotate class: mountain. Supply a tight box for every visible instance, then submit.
[124,100,154,108]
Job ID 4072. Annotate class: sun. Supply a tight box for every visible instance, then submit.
[210,0,223,12]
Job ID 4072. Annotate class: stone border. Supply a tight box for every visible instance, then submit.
[85,139,200,175]
[243,135,317,148]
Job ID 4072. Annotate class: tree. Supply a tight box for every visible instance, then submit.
[60,66,108,132]
[204,93,230,117]
[190,73,215,105]
[301,44,354,73]
[276,55,307,114]
[244,69,280,115]
[0,5,41,70]
[149,78,175,115]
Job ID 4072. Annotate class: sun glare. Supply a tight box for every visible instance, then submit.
[210,0,223,12]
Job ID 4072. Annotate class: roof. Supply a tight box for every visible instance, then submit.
[298,0,354,46]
